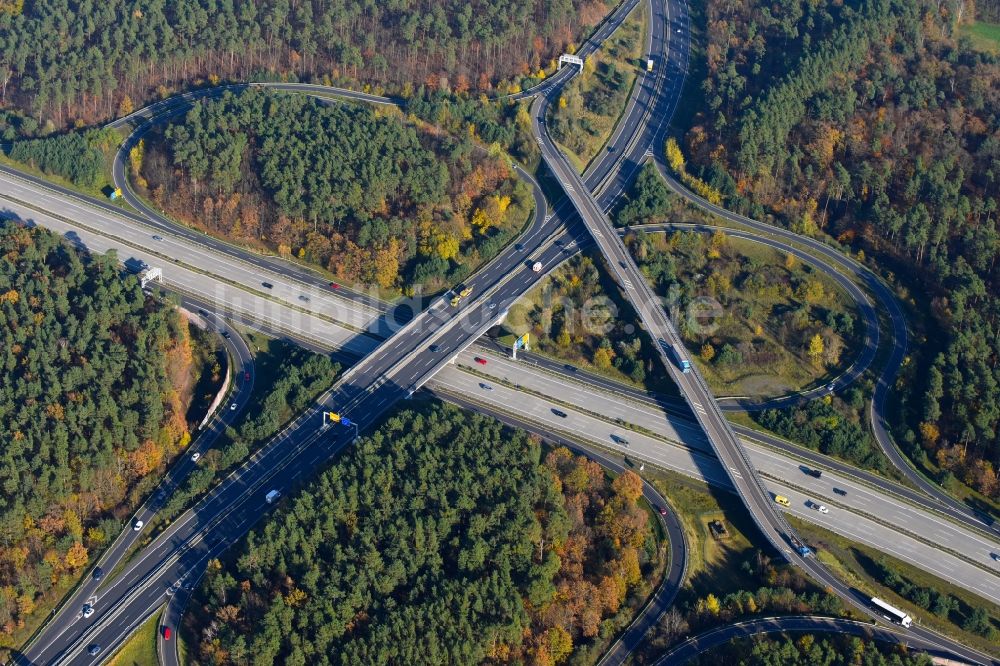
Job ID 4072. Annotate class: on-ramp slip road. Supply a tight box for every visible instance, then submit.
[529,27,998,666]
[646,155,1000,537]
[428,389,689,666]
[13,306,253,666]
[11,0,684,657]
[7,0,993,663]
[653,615,976,665]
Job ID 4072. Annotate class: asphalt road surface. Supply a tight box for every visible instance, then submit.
[7,0,994,661]
[653,615,978,665]
[647,159,999,543]
[527,13,998,665]
[12,306,253,665]
[433,354,1000,606]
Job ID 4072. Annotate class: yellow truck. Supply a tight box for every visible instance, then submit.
[450,285,473,307]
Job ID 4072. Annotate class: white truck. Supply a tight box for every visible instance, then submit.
[265,490,281,504]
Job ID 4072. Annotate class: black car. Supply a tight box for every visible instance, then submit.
[261,281,273,289]
[87,644,101,656]
[429,344,441,352]
[805,468,822,479]
[92,567,104,581]
[551,408,568,418]
[832,487,847,496]
[298,294,310,302]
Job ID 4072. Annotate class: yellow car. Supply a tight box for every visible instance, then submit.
[459,286,473,298]
[774,495,790,507]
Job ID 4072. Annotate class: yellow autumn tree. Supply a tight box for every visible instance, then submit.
[373,239,401,289]
[471,195,511,235]
[665,137,686,173]
[63,508,83,541]
[808,333,824,364]
[284,587,308,608]
[546,626,573,664]
[593,346,614,370]
[129,139,144,175]
[0,0,25,17]
[707,229,727,259]
[434,233,459,261]
[700,343,716,362]
[798,279,825,304]
[919,421,940,445]
[556,326,571,347]
[118,95,134,117]
[64,542,88,570]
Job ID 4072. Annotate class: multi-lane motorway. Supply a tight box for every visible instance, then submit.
[653,615,968,665]
[527,10,999,666]
[9,0,684,660]
[5,0,999,662]
[12,305,255,664]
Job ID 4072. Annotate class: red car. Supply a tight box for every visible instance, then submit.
[329,282,340,289]
[163,627,171,640]
[475,357,487,366]
[244,370,251,381]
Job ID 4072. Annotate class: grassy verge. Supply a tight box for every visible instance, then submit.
[635,466,847,661]
[792,516,1000,658]
[106,608,161,666]
[960,21,1000,53]
[0,150,134,212]
[498,249,677,394]
[548,2,646,170]
[643,468,761,602]
[183,322,227,429]
[669,233,863,398]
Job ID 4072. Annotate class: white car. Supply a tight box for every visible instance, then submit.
[230,403,238,411]
[191,452,201,462]
[133,520,144,531]
[82,604,94,618]
[816,504,829,514]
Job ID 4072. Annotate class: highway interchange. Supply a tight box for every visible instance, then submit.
[10,166,999,604]
[2,0,999,663]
